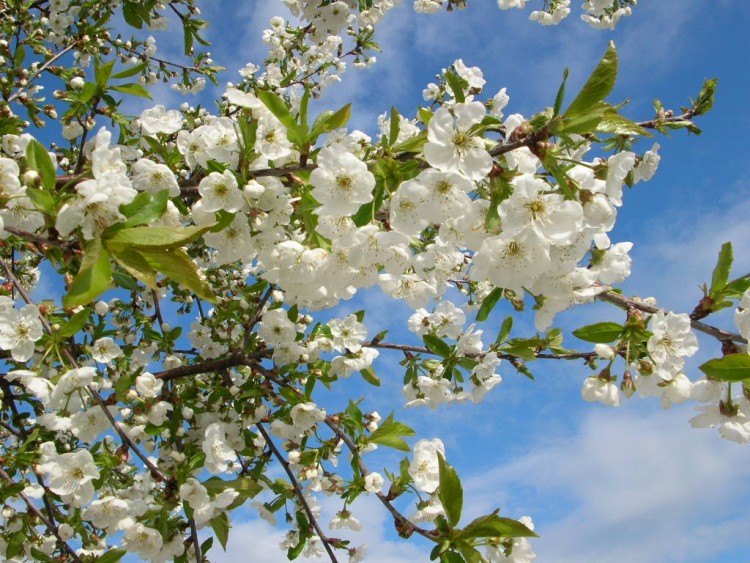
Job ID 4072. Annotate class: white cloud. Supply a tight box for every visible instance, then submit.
[463,406,750,563]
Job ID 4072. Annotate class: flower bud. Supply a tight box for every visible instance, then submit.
[68,76,85,90]
[22,169,41,187]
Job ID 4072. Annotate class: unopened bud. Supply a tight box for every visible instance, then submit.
[620,371,636,398]
[22,169,41,187]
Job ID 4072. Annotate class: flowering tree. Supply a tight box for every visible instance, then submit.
[0,1,745,562]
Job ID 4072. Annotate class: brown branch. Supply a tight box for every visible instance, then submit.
[153,353,251,381]
[597,290,747,344]
[256,423,340,563]
[7,41,79,104]
[323,417,440,542]
[0,466,83,563]
[365,341,596,362]
[2,226,72,248]
[0,258,168,483]
[252,363,438,543]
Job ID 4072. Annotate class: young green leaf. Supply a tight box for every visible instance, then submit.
[117,190,170,228]
[360,366,381,387]
[423,334,453,358]
[64,239,112,308]
[458,512,538,540]
[699,354,750,382]
[111,62,148,80]
[368,413,416,452]
[210,512,230,551]
[108,246,158,289]
[95,548,127,563]
[437,453,463,528]
[202,476,262,499]
[694,77,718,115]
[564,41,618,118]
[58,307,90,338]
[106,225,213,250]
[572,322,624,343]
[140,248,215,302]
[25,139,56,190]
[445,71,466,104]
[553,67,569,117]
[256,89,297,130]
[389,106,401,146]
[110,83,152,99]
[496,315,513,344]
[709,242,733,295]
[476,287,504,322]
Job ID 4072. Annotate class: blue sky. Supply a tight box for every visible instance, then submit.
[125,1,750,561]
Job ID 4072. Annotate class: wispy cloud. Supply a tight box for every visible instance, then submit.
[463,406,750,563]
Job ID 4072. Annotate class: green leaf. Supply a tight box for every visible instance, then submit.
[64,239,112,308]
[572,321,624,343]
[694,78,718,115]
[310,104,351,139]
[115,371,137,401]
[360,366,381,386]
[388,106,401,146]
[96,548,127,563]
[25,187,56,212]
[210,512,230,551]
[445,71,466,103]
[109,246,158,289]
[438,453,463,528]
[299,87,310,128]
[368,413,415,452]
[553,68,569,117]
[709,242,733,294]
[502,344,537,361]
[256,89,297,130]
[456,542,484,563]
[111,62,148,80]
[140,248,215,302]
[699,354,750,382]
[496,315,513,344]
[118,190,170,228]
[79,81,98,104]
[58,307,90,338]
[565,41,618,118]
[423,334,453,358]
[95,60,116,89]
[122,2,144,28]
[440,552,465,563]
[110,83,152,99]
[559,107,606,135]
[723,277,750,298]
[203,476,262,499]
[106,225,212,250]
[476,287,503,322]
[459,512,538,540]
[25,139,56,190]
[394,130,427,153]
[596,112,652,137]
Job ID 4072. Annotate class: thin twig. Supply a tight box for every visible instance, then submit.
[256,423,340,563]
[0,258,168,482]
[0,466,83,563]
[597,290,747,344]
[7,42,78,104]
[253,364,438,542]
[324,417,440,542]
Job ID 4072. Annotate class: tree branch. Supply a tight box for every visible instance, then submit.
[0,258,168,483]
[598,290,747,344]
[256,423,340,563]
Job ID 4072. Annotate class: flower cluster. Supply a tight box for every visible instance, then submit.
[0,1,729,562]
